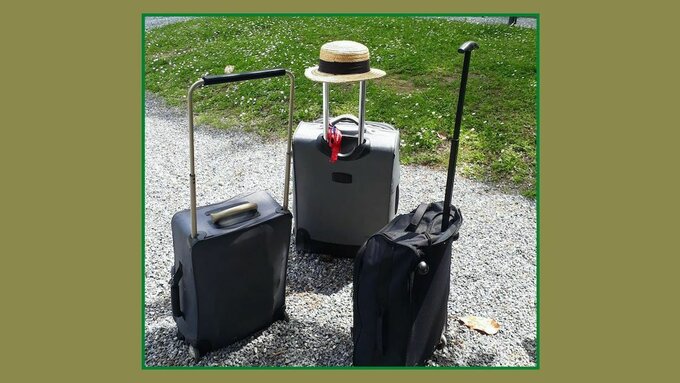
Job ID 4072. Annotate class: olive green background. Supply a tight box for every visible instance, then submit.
[3,0,677,382]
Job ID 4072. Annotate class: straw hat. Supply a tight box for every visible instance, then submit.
[305,40,386,83]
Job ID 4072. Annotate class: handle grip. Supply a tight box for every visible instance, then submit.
[170,264,183,318]
[407,203,431,232]
[210,202,257,224]
[202,68,286,85]
[458,41,479,53]
[329,114,360,128]
[326,114,367,158]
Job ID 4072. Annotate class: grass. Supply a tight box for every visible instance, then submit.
[145,16,537,197]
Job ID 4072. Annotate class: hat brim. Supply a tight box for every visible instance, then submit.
[304,66,386,83]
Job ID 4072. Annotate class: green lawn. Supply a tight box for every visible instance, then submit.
[145,16,537,197]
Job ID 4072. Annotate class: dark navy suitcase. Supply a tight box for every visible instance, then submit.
[353,42,479,366]
[170,68,295,360]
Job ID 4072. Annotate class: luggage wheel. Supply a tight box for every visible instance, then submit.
[188,344,203,362]
[188,340,210,362]
[275,305,290,322]
[436,334,447,350]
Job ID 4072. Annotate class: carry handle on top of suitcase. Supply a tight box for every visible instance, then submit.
[321,80,368,157]
[186,68,295,238]
[442,41,479,231]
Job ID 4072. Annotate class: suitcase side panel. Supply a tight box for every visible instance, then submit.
[170,213,199,342]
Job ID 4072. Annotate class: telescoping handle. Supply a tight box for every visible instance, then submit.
[322,80,367,147]
[442,41,479,231]
[187,68,295,239]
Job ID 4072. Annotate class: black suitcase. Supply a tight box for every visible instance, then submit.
[352,42,479,366]
[170,68,295,360]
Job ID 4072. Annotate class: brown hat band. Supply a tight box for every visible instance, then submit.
[318,59,370,75]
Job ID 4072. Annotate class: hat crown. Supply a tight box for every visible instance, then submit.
[305,40,385,83]
[319,40,370,63]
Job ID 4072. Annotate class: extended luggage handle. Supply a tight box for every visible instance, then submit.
[322,80,367,148]
[442,41,479,231]
[187,68,295,239]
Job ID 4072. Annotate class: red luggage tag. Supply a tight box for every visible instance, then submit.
[327,123,342,163]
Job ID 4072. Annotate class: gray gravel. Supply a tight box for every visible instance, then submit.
[144,93,536,367]
[144,16,536,32]
[440,16,536,28]
[145,17,196,30]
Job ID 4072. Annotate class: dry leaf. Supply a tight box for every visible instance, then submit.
[458,315,501,335]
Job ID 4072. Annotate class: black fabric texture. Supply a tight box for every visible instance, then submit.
[353,201,463,366]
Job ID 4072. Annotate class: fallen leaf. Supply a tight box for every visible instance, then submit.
[458,315,501,335]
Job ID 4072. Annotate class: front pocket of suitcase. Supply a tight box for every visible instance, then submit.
[192,214,290,347]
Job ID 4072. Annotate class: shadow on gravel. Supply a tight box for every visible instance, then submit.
[251,318,353,366]
[145,317,353,367]
[286,249,354,295]
[466,352,498,366]
[427,320,465,366]
[522,337,537,364]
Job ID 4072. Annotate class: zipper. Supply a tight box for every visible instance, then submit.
[378,232,422,258]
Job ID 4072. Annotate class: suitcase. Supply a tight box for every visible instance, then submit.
[170,68,295,360]
[352,41,479,366]
[293,80,400,257]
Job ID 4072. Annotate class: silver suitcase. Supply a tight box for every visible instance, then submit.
[293,81,400,257]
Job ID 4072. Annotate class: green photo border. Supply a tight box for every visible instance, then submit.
[141,12,540,370]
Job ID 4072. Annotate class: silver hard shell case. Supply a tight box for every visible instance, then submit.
[292,81,400,257]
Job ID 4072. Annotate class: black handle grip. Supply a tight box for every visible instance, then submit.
[170,263,183,318]
[407,203,431,231]
[202,68,286,85]
[458,41,480,53]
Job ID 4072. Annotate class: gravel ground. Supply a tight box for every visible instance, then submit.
[144,93,536,367]
[144,16,536,31]
[441,16,537,28]
[144,16,195,30]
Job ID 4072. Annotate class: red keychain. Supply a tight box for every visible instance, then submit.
[327,123,342,163]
